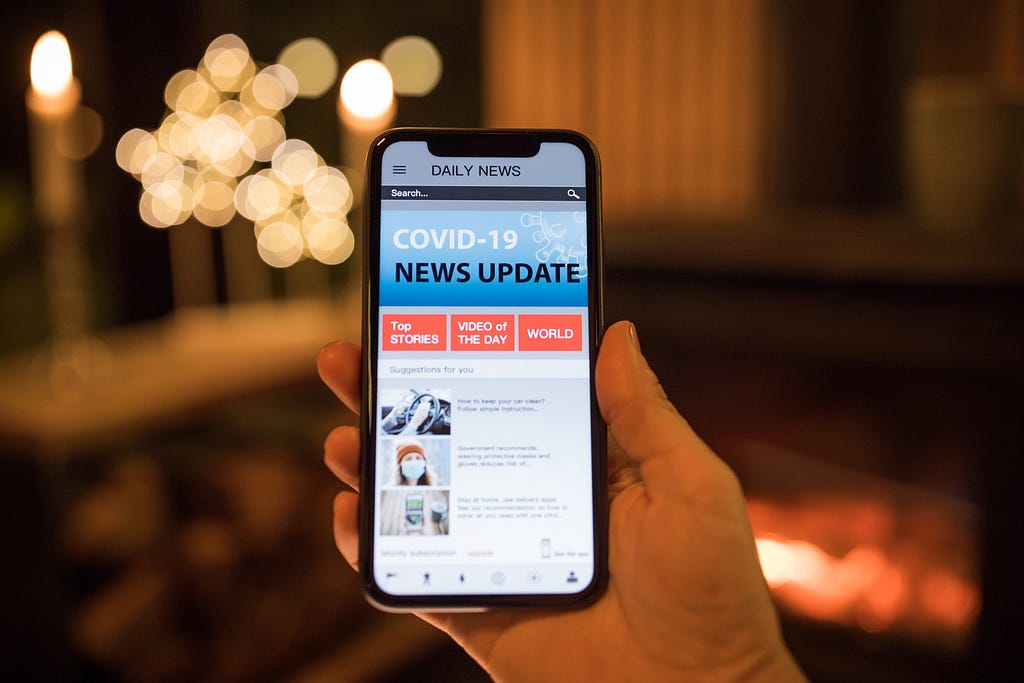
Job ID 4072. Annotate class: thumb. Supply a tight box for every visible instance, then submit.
[595,321,731,501]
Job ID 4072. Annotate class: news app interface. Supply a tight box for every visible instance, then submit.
[372,140,595,596]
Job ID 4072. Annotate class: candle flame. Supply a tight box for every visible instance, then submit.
[340,59,394,120]
[31,31,73,97]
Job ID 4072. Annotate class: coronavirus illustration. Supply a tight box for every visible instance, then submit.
[521,210,588,278]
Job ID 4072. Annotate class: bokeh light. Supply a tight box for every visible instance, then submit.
[340,59,394,120]
[164,70,220,115]
[243,115,287,162]
[380,35,442,97]
[197,115,244,163]
[271,139,319,187]
[157,112,201,160]
[138,190,171,229]
[55,105,103,160]
[116,129,156,175]
[276,37,338,98]
[117,33,357,268]
[30,31,73,97]
[192,173,236,227]
[303,166,353,216]
[198,107,255,177]
[140,178,193,228]
[256,219,304,268]
[235,171,292,223]
[201,34,254,93]
[250,65,299,111]
[140,152,181,189]
[306,218,355,265]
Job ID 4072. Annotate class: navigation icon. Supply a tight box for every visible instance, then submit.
[566,571,579,584]
[392,164,407,175]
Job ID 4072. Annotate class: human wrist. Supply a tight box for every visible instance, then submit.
[610,639,805,683]
[698,642,806,683]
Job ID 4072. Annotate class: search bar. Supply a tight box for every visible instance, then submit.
[382,186,586,201]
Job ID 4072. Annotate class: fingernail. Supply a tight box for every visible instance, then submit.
[627,321,640,351]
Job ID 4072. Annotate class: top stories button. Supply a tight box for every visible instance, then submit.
[451,314,515,351]
[382,314,447,351]
[518,314,583,351]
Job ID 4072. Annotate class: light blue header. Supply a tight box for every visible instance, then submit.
[379,210,589,307]
[381,141,586,187]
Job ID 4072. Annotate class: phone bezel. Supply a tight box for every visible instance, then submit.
[360,128,607,610]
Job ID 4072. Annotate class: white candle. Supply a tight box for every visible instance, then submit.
[338,59,396,190]
[322,60,394,301]
[27,31,96,393]
[27,31,84,230]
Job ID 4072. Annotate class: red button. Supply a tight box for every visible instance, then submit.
[451,314,515,351]
[517,314,583,351]
[382,314,447,351]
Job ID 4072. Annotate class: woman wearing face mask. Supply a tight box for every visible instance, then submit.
[392,439,435,486]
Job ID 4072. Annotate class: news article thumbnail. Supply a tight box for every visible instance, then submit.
[379,436,451,489]
[379,388,452,436]
[380,490,450,536]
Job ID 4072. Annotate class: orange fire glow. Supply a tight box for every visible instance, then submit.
[750,497,980,649]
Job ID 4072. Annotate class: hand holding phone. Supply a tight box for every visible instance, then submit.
[322,323,806,681]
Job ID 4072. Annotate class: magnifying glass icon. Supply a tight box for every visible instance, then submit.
[567,189,581,200]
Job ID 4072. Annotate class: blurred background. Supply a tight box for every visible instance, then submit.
[1,1,1022,681]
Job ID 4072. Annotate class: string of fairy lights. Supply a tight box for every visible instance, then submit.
[115,34,441,269]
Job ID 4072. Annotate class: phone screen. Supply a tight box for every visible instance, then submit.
[362,130,605,607]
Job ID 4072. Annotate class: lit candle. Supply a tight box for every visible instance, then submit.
[27,31,85,230]
[27,31,95,393]
[338,59,396,193]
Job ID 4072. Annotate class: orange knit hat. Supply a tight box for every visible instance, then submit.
[394,439,425,463]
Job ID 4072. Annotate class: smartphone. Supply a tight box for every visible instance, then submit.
[361,128,606,610]
[404,494,424,534]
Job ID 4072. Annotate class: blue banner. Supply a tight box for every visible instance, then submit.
[379,210,589,307]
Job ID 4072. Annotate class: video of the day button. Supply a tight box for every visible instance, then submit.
[451,315,514,351]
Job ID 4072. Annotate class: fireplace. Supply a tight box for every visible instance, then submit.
[606,227,1021,680]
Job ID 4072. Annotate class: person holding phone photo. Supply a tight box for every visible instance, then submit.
[378,490,450,536]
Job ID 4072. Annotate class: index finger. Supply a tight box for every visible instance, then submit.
[317,342,362,414]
